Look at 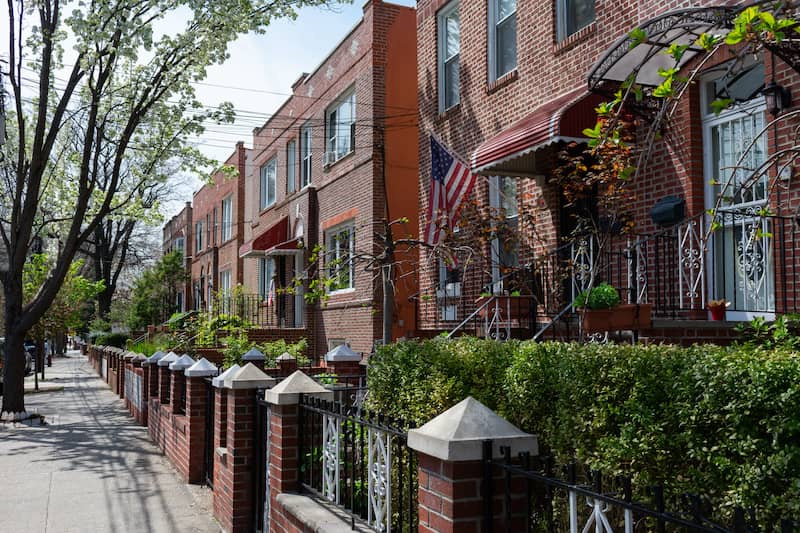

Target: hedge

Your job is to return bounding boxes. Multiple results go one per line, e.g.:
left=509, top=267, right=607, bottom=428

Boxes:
left=366, top=338, right=800, bottom=523
left=94, top=332, right=130, bottom=348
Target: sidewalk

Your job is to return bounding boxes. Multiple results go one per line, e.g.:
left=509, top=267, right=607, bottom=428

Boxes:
left=0, top=352, right=220, bottom=532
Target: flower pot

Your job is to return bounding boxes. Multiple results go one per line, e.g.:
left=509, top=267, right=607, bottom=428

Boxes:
left=708, top=307, right=726, bottom=321
left=581, top=303, right=652, bottom=334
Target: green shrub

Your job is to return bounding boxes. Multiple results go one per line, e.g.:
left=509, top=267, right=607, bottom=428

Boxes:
left=94, top=332, right=130, bottom=348
left=367, top=339, right=800, bottom=523
left=221, top=335, right=309, bottom=368
left=573, top=282, right=621, bottom=309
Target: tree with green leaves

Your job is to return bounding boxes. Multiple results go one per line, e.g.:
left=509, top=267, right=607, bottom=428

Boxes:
left=0, top=0, right=329, bottom=417
left=127, top=250, right=188, bottom=331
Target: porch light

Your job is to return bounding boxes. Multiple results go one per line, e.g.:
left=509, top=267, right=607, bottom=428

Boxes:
left=762, top=81, right=791, bottom=116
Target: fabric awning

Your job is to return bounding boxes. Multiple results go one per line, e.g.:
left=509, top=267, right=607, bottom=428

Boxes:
left=239, top=217, right=289, bottom=258
left=470, top=88, right=605, bottom=175
left=263, top=237, right=303, bottom=256
left=587, top=6, right=738, bottom=90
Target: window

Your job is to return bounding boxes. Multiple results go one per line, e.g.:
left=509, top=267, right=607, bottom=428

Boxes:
left=300, top=124, right=312, bottom=187
left=219, top=270, right=232, bottom=294
left=326, top=90, right=356, bottom=163
left=490, top=176, right=519, bottom=289
left=206, top=214, right=210, bottom=248
left=221, top=195, right=233, bottom=241
left=287, top=140, right=297, bottom=194
left=212, top=208, right=218, bottom=245
left=556, top=0, right=595, bottom=41
left=488, top=0, right=517, bottom=80
left=174, top=237, right=185, bottom=254
left=437, top=2, right=460, bottom=111
left=195, top=221, right=203, bottom=252
left=260, top=158, right=277, bottom=210
left=325, top=222, right=355, bottom=291
left=258, top=257, right=276, bottom=300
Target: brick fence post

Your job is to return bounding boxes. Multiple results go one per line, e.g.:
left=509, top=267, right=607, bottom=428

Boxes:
left=157, top=352, right=179, bottom=405
left=242, top=347, right=267, bottom=371
left=184, top=358, right=219, bottom=483
left=121, top=352, right=135, bottom=402
left=322, top=343, right=363, bottom=377
left=275, top=352, right=297, bottom=378
left=212, top=363, right=275, bottom=533
left=408, top=397, right=538, bottom=533
left=262, top=370, right=333, bottom=529
left=169, top=354, right=195, bottom=416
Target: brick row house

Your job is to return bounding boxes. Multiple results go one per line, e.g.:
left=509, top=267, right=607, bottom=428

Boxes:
left=415, top=0, right=800, bottom=341
left=237, top=0, right=419, bottom=355
left=191, top=141, right=250, bottom=312
left=162, top=202, right=193, bottom=312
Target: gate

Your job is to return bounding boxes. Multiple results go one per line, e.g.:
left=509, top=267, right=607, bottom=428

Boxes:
left=254, top=395, right=270, bottom=533
left=203, top=378, right=215, bottom=488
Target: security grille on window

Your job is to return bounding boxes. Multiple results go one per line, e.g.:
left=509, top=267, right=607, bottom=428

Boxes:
left=437, top=2, right=460, bottom=111
left=325, top=223, right=355, bottom=291
left=195, top=221, right=203, bottom=252
left=325, top=91, right=356, bottom=164
left=221, top=195, right=233, bottom=241
left=556, top=0, right=595, bottom=41
left=489, top=0, right=517, bottom=80
left=287, top=139, right=297, bottom=193
left=300, top=124, right=312, bottom=187
left=260, top=158, right=277, bottom=210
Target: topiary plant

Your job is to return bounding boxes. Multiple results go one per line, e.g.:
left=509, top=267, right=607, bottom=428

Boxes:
left=574, top=282, right=621, bottom=310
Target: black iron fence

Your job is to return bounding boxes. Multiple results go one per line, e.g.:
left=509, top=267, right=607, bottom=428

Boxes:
left=212, top=292, right=299, bottom=328
left=298, top=395, right=418, bottom=532
left=484, top=441, right=797, bottom=532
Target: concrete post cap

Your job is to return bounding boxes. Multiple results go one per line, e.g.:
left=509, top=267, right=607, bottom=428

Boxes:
left=143, top=350, right=166, bottom=366
left=225, top=362, right=276, bottom=389
left=212, top=364, right=241, bottom=388
left=408, top=397, right=538, bottom=462
left=185, top=358, right=219, bottom=378
left=324, top=344, right=361, bottom=362
left=242, top=347, right=266, bottom=361
left=157, top=351, right=179, bottom=367
left=122, top=352, right=136, bottom=360
left=264, top=370, right=333, bottom=405
left=169, top=354, right=196, bottom=371
left=276, top=352, right=296, bottom=361
left=131, top=353, right=147, bottom=363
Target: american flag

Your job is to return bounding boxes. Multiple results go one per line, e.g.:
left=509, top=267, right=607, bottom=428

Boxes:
left=424, top=136, right=478, bottom=245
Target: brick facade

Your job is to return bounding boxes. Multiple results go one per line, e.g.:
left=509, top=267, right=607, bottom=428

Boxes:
left=162, top=202, right=193, bottom=311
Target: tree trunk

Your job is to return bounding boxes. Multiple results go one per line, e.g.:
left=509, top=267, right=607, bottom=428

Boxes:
left=2, top=294, right=27, bottom=415
left=96, top=284, right=114, bottom=319
left=382, top=264, right=394, bottom=345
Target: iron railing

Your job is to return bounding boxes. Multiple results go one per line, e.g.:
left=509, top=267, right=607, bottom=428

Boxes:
left=298, top=395, right=418, bottom=532
left=483, top=441, right=796, bottom=532
left=212, top=292, right=300, bottom=328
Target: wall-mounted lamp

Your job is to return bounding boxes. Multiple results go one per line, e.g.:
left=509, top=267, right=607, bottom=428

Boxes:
left=762, top=81, right=791, bottom=116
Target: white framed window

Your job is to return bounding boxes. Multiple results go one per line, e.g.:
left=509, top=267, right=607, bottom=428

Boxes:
left=325, top=221, right=355, bottom=292
left=300, top=124, right=313, bottom=187
left=325, top=90, right=356, bottom=164
left=195, top=221, right=203, bottom=252
left=437, top=2, right=460, bottom=112
left=556, top=0, right=595, bottom=41
left=287, top=139, right=297, bottom=194
left=258, top=257, right=276, bottom=300
left=260, top=157, right=277, bottom=210
left=174, top=237, right=185, bottom=254
left=489, top=176, right=519, bottom=291
left=488, top=0, right=517, bottom=81
left=221, top=195, right=233, bottom=241
left=219, top=270, right=232, bottom=294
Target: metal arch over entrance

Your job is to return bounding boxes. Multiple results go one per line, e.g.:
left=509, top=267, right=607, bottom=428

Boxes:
left=587, top=5, right=741, bottom=91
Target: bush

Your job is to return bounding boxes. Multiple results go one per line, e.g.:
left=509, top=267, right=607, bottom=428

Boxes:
left=366, top=339, right=800, bottom=523
left=222, top=335, right=309, bottom=368
left=94, top=332, right=130, bottom=348
left=573, top=281, right=621, bottom=309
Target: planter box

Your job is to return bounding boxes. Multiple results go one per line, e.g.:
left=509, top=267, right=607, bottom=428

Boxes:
left=581, top=303, right=653, bottom=334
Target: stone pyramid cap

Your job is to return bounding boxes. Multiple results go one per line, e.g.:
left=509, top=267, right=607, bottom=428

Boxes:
left=276, top=352, right=295, bottom=361
left=264, top=370, right=333, bottom=405
left=132, top=353, right=147, bottom=363
left=225, top=362, right=276, bottom=389
left=408, top=397, right=538, bottom=461
left=324, top=343, right=361, bottom=362
left=143, top=350, right=166, bottom=366
left=122, top=351, right=136, bottom=360
left=157, top=351, right=179, bottom=367
left=185, top=358, right=219, bottom=378
left=242, top=347, right=266, bottom=361
left=212, top=364, right=240, bottom=388
left=169, top=354, right=195, bottom=371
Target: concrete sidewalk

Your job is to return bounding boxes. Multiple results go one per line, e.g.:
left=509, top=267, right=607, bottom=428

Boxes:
left=0, top=352, right=220, bottom=532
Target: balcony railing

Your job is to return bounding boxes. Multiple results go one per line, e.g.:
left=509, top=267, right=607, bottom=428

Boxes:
left=211, top=292, right=301, bottom=328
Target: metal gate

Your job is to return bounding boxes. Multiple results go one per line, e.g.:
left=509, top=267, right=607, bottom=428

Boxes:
left=203, top=378, right=215, bottom=488
left=254, top=395, right=270, bottom=533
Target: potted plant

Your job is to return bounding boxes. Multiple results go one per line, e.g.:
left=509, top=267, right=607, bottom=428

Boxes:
left=575, top=282, right=652, bottom=333
left=707, top=299, right=729, bottom=321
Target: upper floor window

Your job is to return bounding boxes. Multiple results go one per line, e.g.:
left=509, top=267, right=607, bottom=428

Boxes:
left=260, top=157, right=277, bottom=210
left=556, top=0, right=595, bottom=41
left=488, top=0, right=517, bottom=80
left=195, top=221, right=203, bottom=252
left=206, top=214, right=211, bottom=248
left=174, top=237, right=185, bottom=254
left=219, top=270, right=232, bottom=295
left=287, top=139, right=297, bottom=194
left=212, top=207, right=218, bottom=245
left=437, top=2, right=460, bottom=112
left=221, top=195, right=233, bottom=241
left=325, top=221, right=355, bottom=292
left=300, top=124, right=313, bottom=188
left=325, top=90, right=356, bottom=164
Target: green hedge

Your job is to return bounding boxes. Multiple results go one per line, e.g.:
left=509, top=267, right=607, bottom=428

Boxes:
left=366, top=338, right=800, bottom=522
left=94, top=332, right=130, bottom=348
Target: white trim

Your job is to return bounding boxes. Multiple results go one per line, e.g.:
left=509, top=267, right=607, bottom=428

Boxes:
left=487, top=0, right=517, bottom=82
left=472, top=135, right=586, bottom=174
left=437, top=1, right=460, bottom=112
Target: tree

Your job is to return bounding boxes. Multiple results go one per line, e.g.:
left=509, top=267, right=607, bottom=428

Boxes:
left=127, top=250, right=188, bottom=330
left=0, top=0, right=328, bottom=417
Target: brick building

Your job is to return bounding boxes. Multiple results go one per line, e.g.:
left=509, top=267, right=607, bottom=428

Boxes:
left=191, top=142, right=250, bottom=311
left=238, top=0, right=419, bottom=355
left=416, top=0, right=800, bottom=340
left=162, top=202, right=193, bottom=312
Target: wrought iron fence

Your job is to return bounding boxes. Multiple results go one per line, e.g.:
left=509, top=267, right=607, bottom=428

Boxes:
left=212, top=292, right=299, bottom=328
left=310, top=374, right=369, bottom=408
left=298, top=395, right=418, bottom=532
left=484, top=441, right=796, bottom=533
